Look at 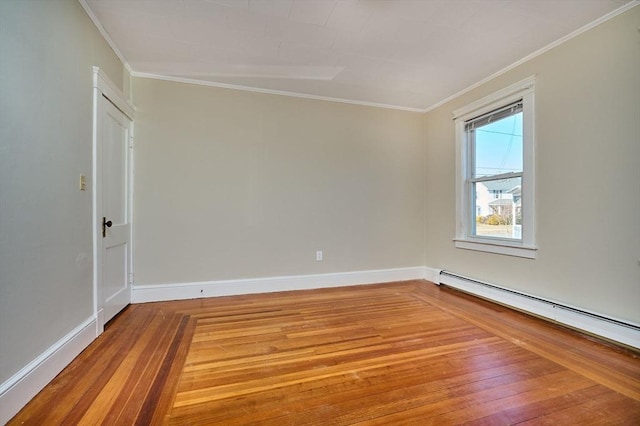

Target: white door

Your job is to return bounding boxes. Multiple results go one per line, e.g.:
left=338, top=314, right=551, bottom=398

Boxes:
left=93, top=67, right=134, bottom=334
left=99, top=96, right=132, bottom=324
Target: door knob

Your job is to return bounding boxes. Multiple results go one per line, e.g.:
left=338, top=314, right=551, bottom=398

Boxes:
left=102, top=217, right=113, bottom=237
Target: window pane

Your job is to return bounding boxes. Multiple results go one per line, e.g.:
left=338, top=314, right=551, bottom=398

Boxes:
left=473, top=177, right=522, bottom=239
left=473, top=112, right=523, bottom=177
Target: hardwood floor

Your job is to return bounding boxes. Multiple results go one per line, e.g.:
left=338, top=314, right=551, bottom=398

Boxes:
left=9, top=280, right=640, bottom=425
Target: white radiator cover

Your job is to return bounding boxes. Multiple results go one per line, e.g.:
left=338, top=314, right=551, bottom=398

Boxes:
left=431, top=268, right=640, bottom=350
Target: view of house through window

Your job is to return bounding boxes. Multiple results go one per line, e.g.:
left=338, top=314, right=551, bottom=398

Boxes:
left=468, top=102, right=523, bottom=240
left=454, top=76, right=535, bottom=258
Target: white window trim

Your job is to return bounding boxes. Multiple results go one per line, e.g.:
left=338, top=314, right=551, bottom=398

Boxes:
left=453, top=76, right=537, bottom=259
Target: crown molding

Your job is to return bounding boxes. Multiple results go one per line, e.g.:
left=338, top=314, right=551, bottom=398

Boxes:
left=78, top=0, right=132, bottom=74
left=130, top=72, right=426, bottom=113
left=424, top=1, right=640, bottom=113
left=80, top=0, right=638, bottom=113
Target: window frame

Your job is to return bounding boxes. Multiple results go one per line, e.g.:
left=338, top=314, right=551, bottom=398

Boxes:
left=453, top=76, right=537, bottom=259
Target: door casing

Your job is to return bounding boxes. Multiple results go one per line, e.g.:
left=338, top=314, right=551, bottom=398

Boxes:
left=92, top=67, right=135, bottom=335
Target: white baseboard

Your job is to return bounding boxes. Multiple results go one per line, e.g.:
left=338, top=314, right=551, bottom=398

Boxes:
left=5, top=264, right=636, bottom=424
left=0, top=316, right=97, bottom=424
left=437, top=269, right=640, bottom=350
left=132, top=266, right=427, bottom=303
left=424, top=267, right=442, bottom=284
left=0, top=267, right=424, bottom=421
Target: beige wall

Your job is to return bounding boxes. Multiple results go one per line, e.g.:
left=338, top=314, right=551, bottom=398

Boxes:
left=1, top=0, right=637, bottom=396
left=133, top=78, right=426, bottom=285
left=0, top=0, right=125, bottom=383
left=424, top=7, right=640, bottom=323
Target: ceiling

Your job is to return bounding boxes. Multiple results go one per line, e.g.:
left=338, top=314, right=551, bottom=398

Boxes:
left=83, top=0, right=634, bottom=111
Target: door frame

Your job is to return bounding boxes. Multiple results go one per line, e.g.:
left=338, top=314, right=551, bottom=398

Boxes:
left=92, top=66, right=135, bottom=335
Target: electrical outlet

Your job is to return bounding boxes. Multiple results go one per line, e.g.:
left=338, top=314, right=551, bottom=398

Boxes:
left=316, top=250, right=323, bottom=261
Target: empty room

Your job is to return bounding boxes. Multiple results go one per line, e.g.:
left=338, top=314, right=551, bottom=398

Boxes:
left=1, top=0, right=639, bottom=424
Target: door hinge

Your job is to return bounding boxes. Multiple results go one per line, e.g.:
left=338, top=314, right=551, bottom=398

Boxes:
left=128, top=273, right=134, bottom=285
left=129, top=136, right=134, bottom=149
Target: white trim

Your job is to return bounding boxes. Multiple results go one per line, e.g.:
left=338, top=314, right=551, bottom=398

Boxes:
left=424, top=267, right=443, bottom=284
left=128, top=129, right=135, bottom=302
left=0, top=317, right=97, bottom=424
left=92, top=67, right=135, bottom=334
left=79, top=0, right=636, bottom=114
left=454, top=77, right=536, bottom=257
left=80, top=0, right=636, bottom=113
left=131, top=267, right=427, bottom=303
left=79, top=0, right=133, bottom=75
left=93, top=67, right=135, bottom=120
left=425, top=1, right=639, bottom=113
left=437, top=270, right=640, bottom=350
left=131, top=72, right=425, bottom=113
left=91, top=72, right=102, bottom=334
left=452, top=76, right=536, bottom=120
left=454, top=239, right=537, bottom=259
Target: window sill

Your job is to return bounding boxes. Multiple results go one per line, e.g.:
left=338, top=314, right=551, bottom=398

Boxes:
left=454, top=238, right=537, bottom=259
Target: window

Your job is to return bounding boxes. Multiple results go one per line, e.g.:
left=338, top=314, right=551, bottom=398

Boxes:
left=453, top=77, right=536, bottom=258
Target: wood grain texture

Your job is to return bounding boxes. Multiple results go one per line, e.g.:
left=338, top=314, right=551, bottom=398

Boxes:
left=9, top=281, right=640, bottom=425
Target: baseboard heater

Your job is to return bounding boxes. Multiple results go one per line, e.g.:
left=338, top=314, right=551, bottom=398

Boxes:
left=438, top=270, right=640, bottom=350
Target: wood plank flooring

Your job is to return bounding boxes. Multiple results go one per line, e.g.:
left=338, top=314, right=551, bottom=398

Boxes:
left=9, top=280, right=640, bottom=425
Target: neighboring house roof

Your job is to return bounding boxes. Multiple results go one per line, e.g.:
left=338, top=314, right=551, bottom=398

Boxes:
left=489, top=198, right=514, bottom=206
left=482, top=178, right=520, bottom=192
